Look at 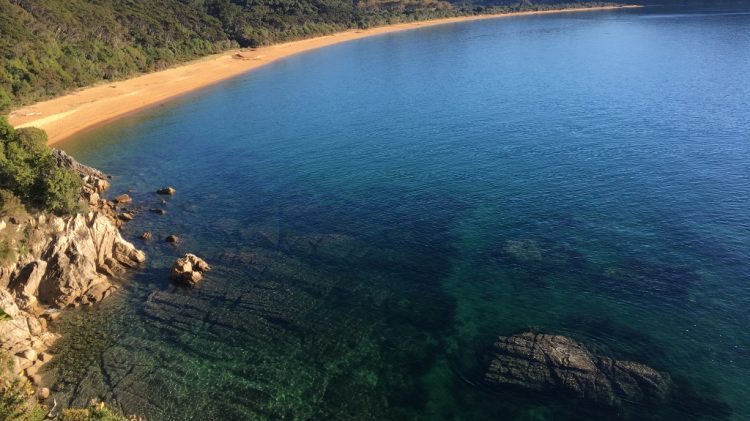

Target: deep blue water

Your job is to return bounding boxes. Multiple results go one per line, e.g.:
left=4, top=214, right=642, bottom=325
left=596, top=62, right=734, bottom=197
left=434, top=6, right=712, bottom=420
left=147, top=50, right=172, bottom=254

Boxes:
left=50, top=6, right=750, bottom=420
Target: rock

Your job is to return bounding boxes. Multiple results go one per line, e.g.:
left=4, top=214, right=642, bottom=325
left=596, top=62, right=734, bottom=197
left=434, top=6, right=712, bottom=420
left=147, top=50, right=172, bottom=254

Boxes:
left=87, top=192, right=100, bottom=206
left=156, top=187, right=176, bottom=195
left=150, top=208, right=166, bottom=215
left=118, top=212, right=135, bottom=221
left=19, top=349, right=37, bottom=362
left=170, top=254, right=210, bottom=286
left=186, top=254, right=211, bottom=272
left=30, top=374, right=42, bottom=385
left=39, top=332, right=59, bottom=348
left=0, top=220, right=5, bottom=231
left=140, top=232, right=153, bottom=240
left=16, top=357, right=33, bottom=371
left=51, top=149, right=110, bottom=194
left=39, top=352, right=53, bottom=363
left=165, top=235, right=180, bottom=244
left=47, top=216, right=64, bottom=233
left=39, top=387, right=50, bottom=400
left=26, top=360, right=42, bottom=377
left=114, top=194, right=132, bottom=204
left=10, top=260, right=47, bottom=309
left=84, top=282, right=116, bottom=303
left=187, top=271, right=202, bottom=284
left=36, top=212, right=145, bottom=308
left=484, top=331, right=670, bottom=406
left=41, top=309, right=61, bottom=321
left=27, top=317, right=43, bottom=336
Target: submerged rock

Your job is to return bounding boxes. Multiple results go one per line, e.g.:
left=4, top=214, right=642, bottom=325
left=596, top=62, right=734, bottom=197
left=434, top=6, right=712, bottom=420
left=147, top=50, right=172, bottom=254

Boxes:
left=157, top=187, right=176, bottom=195
left=165, top=235, right=180, bottom=244
left=114, top=194, right=132, bottom=204
left=170, top=254, right=211, bottom=286
left=501, top=239, right=543, bottom=263
left=485, top=331, right=669, bottom=406
left=140, top=232, right=153, bottom=241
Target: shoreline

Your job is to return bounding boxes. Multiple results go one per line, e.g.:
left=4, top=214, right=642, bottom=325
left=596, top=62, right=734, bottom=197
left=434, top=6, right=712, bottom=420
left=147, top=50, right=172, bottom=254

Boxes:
left=8, top=5, right=639, bottom=145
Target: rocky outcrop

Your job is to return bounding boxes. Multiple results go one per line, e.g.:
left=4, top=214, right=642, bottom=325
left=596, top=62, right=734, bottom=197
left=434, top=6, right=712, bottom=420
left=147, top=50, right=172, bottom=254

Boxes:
left=0, top=288, right=59, bottom=386
left=485, top=331, right=670, bottom=406
left=1, top=151, right=146, bottom=386
left=36, top=212, right=146, bottom=307
left=170, top=254, right=211, bottom=286
left=52, top=148, right=109, bottom=200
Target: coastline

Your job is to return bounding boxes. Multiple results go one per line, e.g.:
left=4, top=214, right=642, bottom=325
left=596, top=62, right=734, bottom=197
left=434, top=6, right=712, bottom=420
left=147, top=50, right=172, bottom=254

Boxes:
left=8, top=5, right=639, bottom=145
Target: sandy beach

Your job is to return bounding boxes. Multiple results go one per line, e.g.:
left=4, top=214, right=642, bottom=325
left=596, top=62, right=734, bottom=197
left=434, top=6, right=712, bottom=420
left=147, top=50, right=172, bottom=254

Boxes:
left=8, top=5, right=638, bottom=144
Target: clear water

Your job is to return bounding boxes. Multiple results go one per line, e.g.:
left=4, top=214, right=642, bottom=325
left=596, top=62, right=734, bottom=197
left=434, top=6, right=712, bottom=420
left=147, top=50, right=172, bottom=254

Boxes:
left=51, top=6, right=750, bottom=420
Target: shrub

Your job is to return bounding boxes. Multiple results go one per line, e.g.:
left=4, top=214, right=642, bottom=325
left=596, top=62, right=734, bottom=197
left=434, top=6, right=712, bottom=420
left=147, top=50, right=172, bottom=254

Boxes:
left=0, top=352, right=35, bottom=421
left=0, top=189, right=27, bottom=219
left=0, top=118, right=82, bottom=215
left=0, top=89, right=10, bottom=115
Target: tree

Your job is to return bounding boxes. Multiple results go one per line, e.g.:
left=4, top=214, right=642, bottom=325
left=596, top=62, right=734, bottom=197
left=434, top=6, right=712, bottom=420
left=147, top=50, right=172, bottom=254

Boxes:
left=0, top=89, right=10, bottom=114
left=0, top=118, right=82, bottom=215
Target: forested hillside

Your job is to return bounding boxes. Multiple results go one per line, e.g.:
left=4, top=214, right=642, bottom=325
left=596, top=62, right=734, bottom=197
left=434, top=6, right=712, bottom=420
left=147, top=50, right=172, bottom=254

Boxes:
left=0, top=0, right=617, bottom=112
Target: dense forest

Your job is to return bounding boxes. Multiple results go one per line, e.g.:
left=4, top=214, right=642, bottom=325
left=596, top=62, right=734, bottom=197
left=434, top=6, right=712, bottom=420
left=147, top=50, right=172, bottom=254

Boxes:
left=0, top=0, right=623, bottom=112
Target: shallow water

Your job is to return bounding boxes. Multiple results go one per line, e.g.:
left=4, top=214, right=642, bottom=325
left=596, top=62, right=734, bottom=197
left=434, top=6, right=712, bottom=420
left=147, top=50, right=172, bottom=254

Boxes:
left=53, top=6, right=750, bottom=420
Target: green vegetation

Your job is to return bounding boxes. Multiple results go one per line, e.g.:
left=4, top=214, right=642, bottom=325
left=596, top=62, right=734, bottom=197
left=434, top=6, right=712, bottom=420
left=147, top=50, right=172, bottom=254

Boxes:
left=60, top=402, right=127, bottom=421
left=0, top=0, right=619, bottom=109
left=0, top=352, right=44, bottom=421
left=0, top=118, right=82, bottom=215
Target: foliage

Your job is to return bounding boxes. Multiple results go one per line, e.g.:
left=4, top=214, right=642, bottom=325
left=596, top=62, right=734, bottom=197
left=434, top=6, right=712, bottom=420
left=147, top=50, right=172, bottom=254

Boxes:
left=60, top=401, right=127, bottom=421
left=0, top=118, right=82, bottom=215
left=0, top=88, right=9, bottom=115
left=0, top=352, right=35, bottom=421
left=0, top=378, right=28, bottom=421
left=0, top=0, right=233, bottom=107
left=0, top=1, right=619, bottom=107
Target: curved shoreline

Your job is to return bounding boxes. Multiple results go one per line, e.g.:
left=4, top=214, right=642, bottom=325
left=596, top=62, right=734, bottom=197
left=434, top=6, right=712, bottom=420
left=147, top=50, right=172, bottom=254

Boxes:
left=8, top=5, right=639, bottom=145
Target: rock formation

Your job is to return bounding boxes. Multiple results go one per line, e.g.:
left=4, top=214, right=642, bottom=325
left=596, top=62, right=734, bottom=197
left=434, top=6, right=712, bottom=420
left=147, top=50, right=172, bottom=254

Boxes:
left=170, top=254, right=211, bottom=286
left=52, top=149, right=110, bottom=195
left=485, top=331, right=670, bottom=406
left=0, top=150, right=146, bottom=386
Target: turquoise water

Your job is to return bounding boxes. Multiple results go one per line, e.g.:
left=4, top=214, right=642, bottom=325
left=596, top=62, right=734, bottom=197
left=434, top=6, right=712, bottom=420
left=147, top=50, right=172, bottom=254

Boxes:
left=52, top=6, right=750, bottom=420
